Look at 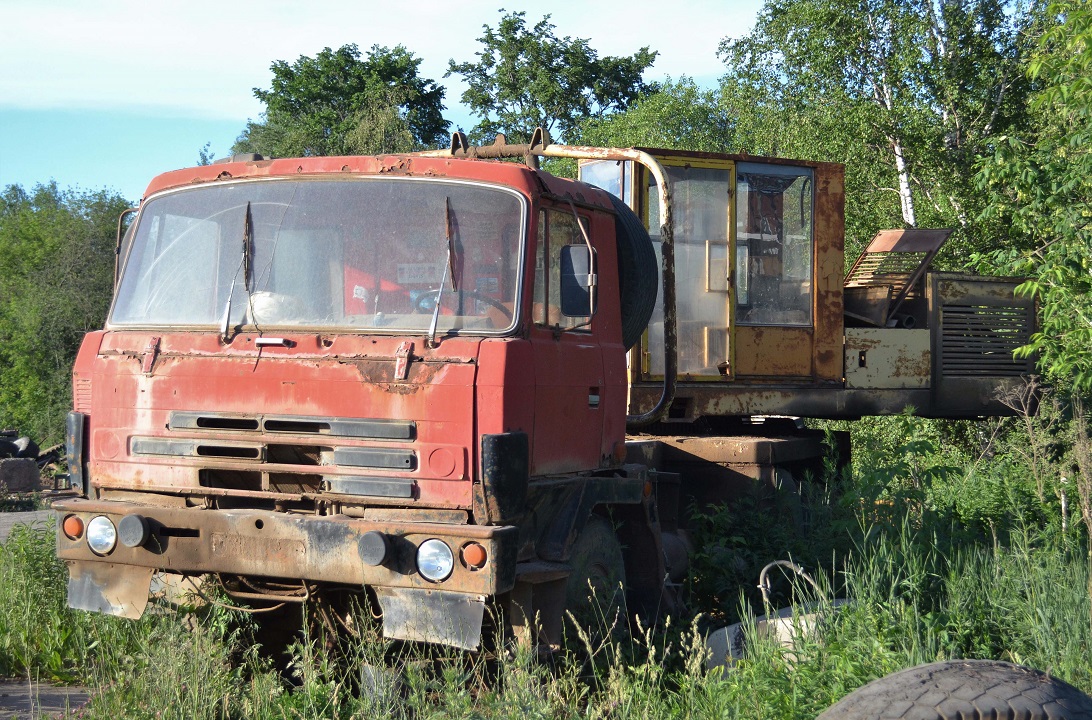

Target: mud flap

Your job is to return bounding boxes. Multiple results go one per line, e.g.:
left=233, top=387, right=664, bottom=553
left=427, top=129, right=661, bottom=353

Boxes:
left=66, top=561, right=154, bottom=619
left=375, top=587, right=485, bottom=651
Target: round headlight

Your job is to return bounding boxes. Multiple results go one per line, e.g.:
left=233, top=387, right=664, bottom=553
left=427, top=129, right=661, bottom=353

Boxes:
left=86, top=516, right=118, bottom=555
left=416, top=539, right=454, bottom=582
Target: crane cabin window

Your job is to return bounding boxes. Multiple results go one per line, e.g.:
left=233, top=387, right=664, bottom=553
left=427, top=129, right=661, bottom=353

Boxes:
left=734, top=163, right=814, bottom=327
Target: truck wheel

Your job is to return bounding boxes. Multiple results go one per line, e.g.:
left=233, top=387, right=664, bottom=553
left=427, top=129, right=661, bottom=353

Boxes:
left=608, top=193, right=658, bottom=350
left=565, top=516, right=626, bottom=629
left=816, top=660, right=1092, bottom=720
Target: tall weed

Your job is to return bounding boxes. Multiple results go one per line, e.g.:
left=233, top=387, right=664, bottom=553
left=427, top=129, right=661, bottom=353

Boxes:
left=0, top=522, right=148, bottom=682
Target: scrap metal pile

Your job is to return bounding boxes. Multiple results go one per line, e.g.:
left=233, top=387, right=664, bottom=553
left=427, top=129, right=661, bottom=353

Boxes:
left=0, top=430, right=58, bottom=493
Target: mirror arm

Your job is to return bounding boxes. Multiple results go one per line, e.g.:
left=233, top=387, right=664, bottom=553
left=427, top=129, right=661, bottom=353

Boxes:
left=114, top=207, right=139, bottom=288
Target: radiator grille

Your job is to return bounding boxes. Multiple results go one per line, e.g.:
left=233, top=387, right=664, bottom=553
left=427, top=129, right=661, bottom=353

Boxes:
left=940, top=304, right=1032, bottom=376
left=845, top=251, right=930, bottom=288
left=73, top=377, right=92, bottom=413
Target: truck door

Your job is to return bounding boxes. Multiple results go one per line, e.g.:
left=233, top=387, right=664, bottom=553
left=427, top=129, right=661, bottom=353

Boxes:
left=731, top=163, right=816, bottom=379
left=645, top=159, right=736, bottom=380
left=580, top=157, right=737, bottom=381
left=529, top=207, right=605, bottom=475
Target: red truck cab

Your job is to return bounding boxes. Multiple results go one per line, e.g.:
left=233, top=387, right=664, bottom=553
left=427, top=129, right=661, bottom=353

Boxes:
left=56, top=153, right=647, bottom=650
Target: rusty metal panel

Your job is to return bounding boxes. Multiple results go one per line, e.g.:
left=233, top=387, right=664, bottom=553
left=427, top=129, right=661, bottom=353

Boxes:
left=844, top=228, right=952, bottom=326
left=732, top=326, right=814, bottom=378
left=845, top=329, right=931, bottom=390
left=930, top=272, right=1035, bottom=416
left=142, top=155, right=547, bottom=205
left=812, top=163, right=845, bottom=382
left=376, top=587, right=486, bottom=650
left=86, top=331, right=480, bottom=510
left=645, top=435, right=828, bottom=466
left=66, top=561, right=153, bottom=619
left=931, top=273, right=1036, bottom=380
left=627, top=382, right=1023, bottom=420
left=632, top=435, right=829, bottom=512
left=56, top=501, right=518, bottom=596
left=863, top=228, right=952, bottom=254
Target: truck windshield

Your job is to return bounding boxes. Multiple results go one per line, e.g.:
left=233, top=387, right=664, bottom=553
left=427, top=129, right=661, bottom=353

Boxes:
left=110, top=178, right=526, bottom=334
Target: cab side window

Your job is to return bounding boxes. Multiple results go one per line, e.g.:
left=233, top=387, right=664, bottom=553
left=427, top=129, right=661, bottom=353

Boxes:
left=533, top=209, right=590, bottom=330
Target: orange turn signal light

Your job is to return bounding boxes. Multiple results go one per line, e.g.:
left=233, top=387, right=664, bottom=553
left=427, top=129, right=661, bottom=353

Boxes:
left=461, top=542, right=487, bottom=569
left=62, top=515, right=84, bottom=540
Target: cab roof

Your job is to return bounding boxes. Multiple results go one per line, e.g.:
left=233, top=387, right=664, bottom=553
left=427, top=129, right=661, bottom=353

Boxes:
left=142, top=154, right=616, bottom=211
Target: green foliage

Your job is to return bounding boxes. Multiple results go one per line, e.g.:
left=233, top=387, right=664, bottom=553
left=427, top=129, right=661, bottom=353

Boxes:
left=196, top=142, right=215, bottom=166
left=235, top=44, right=449, bottom=158
left=977, top=0, right=1092, bottom=390
left=0, top=521, right=146, bottom=682
left=447, top=11, right=657, bottom=144
left=716, top=0, right=1030, bottom=263
left=578, top=78, right=734, bottom=152
left=6, top=425, right=1092, bottom=719
left=0, top=183, right=129, bottom=444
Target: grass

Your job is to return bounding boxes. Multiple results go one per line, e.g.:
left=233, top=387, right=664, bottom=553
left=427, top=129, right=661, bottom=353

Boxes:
left=1, top=416, right=1090, bottom=718
left=0, top=491, right=44, bottom=512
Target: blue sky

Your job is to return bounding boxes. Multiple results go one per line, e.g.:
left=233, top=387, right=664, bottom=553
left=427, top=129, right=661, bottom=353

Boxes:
left=0, top=0, right=762, bottom=203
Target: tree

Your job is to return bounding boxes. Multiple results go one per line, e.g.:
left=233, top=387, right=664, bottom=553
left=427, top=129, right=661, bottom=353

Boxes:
left=447, top=11, right=658, bottom=144
left=234, top=44, right=449, bottom=157
left=719, top=0, right=1031, bottom=262
left=973, top=2, right=1092, bottom=559
left=0, top=183, right=130, bottom=443
left=579, top=78, right=734, bottom=152
left=977, top=1, right=1092, bottom=391
left=197, top=142, right=215, bottom=166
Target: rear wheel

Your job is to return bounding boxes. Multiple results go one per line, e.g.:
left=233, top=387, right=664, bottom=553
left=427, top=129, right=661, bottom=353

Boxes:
left=565, top=516, right=626, bottom=631
left=817, top=660, right=1092, bottom=720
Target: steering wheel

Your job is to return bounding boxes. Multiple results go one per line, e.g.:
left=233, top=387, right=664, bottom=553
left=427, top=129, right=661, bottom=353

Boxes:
left=413, top=290, right=513, bottom=320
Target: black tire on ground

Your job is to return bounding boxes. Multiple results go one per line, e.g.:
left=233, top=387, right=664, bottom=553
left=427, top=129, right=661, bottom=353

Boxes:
left=0, top=439, right=18, bottom=459
left=607, top=192, right=658, bottom=350
left=817, top=659, right=1092, bottom=720
left=565, top=515, right=626, bottom=628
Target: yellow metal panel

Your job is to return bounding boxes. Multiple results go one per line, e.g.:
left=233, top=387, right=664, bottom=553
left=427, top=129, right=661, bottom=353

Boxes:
left=845, top=328, right=931, bottom=389
left=733, top=326, right=814, bottom=378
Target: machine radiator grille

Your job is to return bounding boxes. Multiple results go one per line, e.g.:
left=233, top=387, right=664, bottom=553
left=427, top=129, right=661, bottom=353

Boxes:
left=73, top=377, right=93, bottom=413
left=940, top=304, right=1032, bottom=376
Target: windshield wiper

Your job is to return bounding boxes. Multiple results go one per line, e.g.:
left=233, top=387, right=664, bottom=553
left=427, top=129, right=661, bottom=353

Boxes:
left=427, top=197, right=458, bottom=348
left=220, top=201, right=253, bottom=343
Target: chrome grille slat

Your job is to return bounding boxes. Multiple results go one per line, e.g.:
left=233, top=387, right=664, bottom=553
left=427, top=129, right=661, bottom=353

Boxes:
left=168, top=411, right=415, bottom=441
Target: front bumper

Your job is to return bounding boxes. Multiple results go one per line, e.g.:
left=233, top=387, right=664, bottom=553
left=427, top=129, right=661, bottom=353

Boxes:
left=55, top=499, right=518, bottom=597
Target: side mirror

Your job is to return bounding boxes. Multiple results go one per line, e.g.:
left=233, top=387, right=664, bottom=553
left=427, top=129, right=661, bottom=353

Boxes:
left=559, top=244, right=596, bottom=317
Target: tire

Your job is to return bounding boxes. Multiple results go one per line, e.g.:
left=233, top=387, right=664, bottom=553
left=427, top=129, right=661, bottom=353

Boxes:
left=14, top=437, right=39, bottom=460
left=607, top=192, right=658, bottom=350
left=817, top=660, right=1092, bottom=720
left=0, top=439, right=17, bottom=459
left=565, top=516, right=626, bottom=628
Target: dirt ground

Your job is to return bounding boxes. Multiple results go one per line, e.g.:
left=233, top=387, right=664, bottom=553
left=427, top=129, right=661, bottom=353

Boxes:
left=0, top=679, right=89, bottom=719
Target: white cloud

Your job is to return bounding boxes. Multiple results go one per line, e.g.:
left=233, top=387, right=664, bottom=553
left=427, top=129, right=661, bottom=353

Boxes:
left=1, top=0, right=760, bottom=121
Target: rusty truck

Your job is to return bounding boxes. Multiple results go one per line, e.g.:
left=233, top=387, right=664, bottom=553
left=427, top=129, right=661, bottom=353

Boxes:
left=55, top=132, right=1034, bottom=650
